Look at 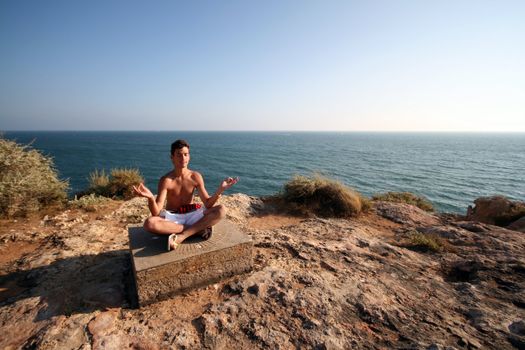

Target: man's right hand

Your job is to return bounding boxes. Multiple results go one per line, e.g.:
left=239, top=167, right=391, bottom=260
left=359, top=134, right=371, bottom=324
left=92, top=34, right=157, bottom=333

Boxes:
left=133, top=183, right=154, bottom=199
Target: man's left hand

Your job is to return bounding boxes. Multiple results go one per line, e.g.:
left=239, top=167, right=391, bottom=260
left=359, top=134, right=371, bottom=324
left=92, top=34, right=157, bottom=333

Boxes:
left=220, top=177, right=239, bottom=191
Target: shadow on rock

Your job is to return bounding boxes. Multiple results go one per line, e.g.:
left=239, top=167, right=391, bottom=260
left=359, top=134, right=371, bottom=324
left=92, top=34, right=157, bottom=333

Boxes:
left=133, top=233, right=208, bottom=258
left=444, top=260, right=482, bottom=283
left=0, top=249, right=137, bottom=321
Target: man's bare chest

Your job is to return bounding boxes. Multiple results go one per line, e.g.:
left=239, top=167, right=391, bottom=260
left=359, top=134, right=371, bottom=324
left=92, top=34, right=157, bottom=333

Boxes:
left=165, top=178, right=196, bottom=197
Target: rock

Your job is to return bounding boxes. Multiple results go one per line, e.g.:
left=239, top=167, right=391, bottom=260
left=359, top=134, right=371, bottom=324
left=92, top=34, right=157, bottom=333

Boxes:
left=508, top=335, right=525, bottom=350
left=129, top=337, right=160, bottom=350
left=508, top=216, right=525, bottom=232
left=509, top=320, right=525, bottom=336
left=91, top=334, right=128, bottom=350
left=87, top=311, right=134, bottom=350
left=427, top=344, right=444, bottom=350
left=466, top=196, right=525, bottom=226
left=445, top=260, right=481, bottom=283
left=111, top=197, right=149, bottom=224
left=465, top=308, right=487, bottom=331
left=82, top=284, right=124, bottom=309
left=221, top=193, right=265, bottom=225
left=375, top=201, right=440, bottom=226
left=32, top=314, right=91, bottom=349
left=453, top=221, right=490, bottom=233
left=88, top=310, right=118, bottom=336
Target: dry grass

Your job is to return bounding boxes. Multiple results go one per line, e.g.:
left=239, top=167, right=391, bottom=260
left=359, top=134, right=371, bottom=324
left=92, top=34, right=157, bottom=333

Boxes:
left=396, top=230, right=455, bottom=254
left=373, top=192, right=434, bottom=212
left=88, top=169, right=110, bottom=194
left=0, top=137, right=68, bottom=218
left=281, top=174, right=370, bottom=218
left=68, top=193, right=111, bottom=212
left=83, top=168, right=143, bottom=200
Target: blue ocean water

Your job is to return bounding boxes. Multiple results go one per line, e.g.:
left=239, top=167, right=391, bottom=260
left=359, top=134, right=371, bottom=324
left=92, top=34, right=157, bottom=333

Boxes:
left=3, top=131, right=524, bottom=213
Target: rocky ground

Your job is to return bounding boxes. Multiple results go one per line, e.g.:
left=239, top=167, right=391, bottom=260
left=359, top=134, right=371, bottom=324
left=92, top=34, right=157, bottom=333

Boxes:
left=0, top=194, right=524, bottom=349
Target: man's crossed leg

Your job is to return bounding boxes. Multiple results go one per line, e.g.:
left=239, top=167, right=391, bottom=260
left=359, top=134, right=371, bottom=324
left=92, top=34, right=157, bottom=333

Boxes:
left=143, top=204, right=226, bottom=250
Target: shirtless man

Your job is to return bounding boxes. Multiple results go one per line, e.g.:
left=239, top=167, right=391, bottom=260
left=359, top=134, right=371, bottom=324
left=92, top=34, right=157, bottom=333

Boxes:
left=133, top=139, right=238, bottom=251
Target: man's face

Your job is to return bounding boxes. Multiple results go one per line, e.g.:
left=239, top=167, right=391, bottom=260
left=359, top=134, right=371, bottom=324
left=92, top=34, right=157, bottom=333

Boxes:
left=171, top=146, right=190, bottom=169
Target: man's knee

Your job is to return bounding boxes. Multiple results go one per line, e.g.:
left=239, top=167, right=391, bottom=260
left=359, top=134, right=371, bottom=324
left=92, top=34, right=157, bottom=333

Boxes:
left=215, top=204, right=227, bottom=219
left=143, top=217, right=158, bottom=232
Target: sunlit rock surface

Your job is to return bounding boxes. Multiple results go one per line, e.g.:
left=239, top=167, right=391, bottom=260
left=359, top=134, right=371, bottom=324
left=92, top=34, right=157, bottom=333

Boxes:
left=0, top=194, right=524, bottom=349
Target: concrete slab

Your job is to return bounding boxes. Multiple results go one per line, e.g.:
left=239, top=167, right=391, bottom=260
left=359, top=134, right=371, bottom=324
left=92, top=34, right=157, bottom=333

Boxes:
left=128, top=219, right=253, bottom=306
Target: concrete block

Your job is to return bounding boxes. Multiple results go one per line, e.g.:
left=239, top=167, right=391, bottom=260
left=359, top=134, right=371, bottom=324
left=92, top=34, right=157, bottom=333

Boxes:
left=128, top=219, right=253, bottom=306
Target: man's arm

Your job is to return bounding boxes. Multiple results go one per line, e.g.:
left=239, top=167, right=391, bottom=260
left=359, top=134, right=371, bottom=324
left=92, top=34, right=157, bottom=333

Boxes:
left=195, top=173, right=238, bottom=209
left=132, top=180, right=167, bottom=216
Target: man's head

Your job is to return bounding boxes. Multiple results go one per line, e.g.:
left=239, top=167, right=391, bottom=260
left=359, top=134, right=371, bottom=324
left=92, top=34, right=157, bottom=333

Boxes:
left=170, top=139, right=190, bottom=169
left=171, top=139, right=190, bottom=156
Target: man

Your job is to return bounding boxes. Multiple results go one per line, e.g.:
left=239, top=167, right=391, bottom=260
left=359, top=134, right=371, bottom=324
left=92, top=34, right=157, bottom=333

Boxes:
left=133, top=139, right=238, bottom=251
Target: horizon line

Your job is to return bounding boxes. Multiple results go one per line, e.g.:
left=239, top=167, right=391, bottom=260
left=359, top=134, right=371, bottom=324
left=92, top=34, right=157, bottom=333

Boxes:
left=2, top=129, right=525, bottom=133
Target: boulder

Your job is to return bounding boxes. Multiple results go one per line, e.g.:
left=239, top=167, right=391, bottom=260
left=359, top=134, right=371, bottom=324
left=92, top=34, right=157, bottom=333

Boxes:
left=507, top=216, right=525, bottom=233
left=466, top=196, right=525, bottom=226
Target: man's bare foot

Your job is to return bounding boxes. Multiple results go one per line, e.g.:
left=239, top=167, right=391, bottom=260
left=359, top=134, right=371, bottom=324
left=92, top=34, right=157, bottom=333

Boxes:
left=168, top=234, right=181, bottom=251
left=199, top=227, right=213, bottom=240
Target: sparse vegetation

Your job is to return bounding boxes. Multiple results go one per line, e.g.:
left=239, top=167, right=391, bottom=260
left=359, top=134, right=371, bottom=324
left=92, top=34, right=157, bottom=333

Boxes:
left=405, top=231, right=443, bottom=253
left=0, top=137, right=68, bottom=218
left=373, top=192, right=434, bottom=212
left=281, top=174, right=370, bottom=218
left=69, top=193, right=111, bottom=212
left=83, top=168, right=143, bottom=200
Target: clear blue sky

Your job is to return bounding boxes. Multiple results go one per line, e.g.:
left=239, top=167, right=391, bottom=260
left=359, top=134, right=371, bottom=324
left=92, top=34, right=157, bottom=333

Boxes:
left=1, top=0, right=524, bottom=131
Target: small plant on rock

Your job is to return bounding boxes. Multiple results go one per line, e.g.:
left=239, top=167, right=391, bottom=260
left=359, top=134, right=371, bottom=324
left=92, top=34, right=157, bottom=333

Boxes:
left=406, top=231, right=443, bottom=253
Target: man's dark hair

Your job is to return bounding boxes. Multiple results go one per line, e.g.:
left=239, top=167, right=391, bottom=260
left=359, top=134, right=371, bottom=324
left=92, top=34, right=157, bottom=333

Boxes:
left=171, top=139, right=190, bottom=155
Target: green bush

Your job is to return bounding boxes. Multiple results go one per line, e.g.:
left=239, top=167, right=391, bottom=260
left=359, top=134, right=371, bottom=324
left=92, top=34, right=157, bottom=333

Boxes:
left=0, top=137, right=68, bottom=217
left=372, top=192, right=434, bottom=212
left=84, top=168, right=143, bottom=200
left=281, top=174, right=370, bottom=218
left=406, top=231, right=443, bottom=253
left=69, top=193, right=111, bottom=212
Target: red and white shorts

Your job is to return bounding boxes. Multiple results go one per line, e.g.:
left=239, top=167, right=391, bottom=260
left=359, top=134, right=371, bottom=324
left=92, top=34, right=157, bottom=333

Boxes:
left=160, top=206, right=205, bottom=226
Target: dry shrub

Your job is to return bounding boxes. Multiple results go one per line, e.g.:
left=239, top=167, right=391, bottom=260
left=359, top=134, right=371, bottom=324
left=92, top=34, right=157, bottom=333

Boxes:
left=108, top=168, right=143, bottom=199
left=84, top=168, right=143, bottom=200
left=373, top=192, right=434, bottom=212
left=0, top=137, right=68, bottom=217
left=88, top=169, right=110, bottom=195
left=281, top=174, right=369, bottom=218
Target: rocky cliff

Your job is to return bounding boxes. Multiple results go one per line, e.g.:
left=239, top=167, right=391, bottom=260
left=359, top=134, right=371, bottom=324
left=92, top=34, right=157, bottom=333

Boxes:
left=0, top=194, right=524, bottom=349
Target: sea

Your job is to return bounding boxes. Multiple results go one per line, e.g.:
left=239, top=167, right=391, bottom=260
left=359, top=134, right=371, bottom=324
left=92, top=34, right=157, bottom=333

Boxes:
left=3, top=131, right=524, bottom=214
